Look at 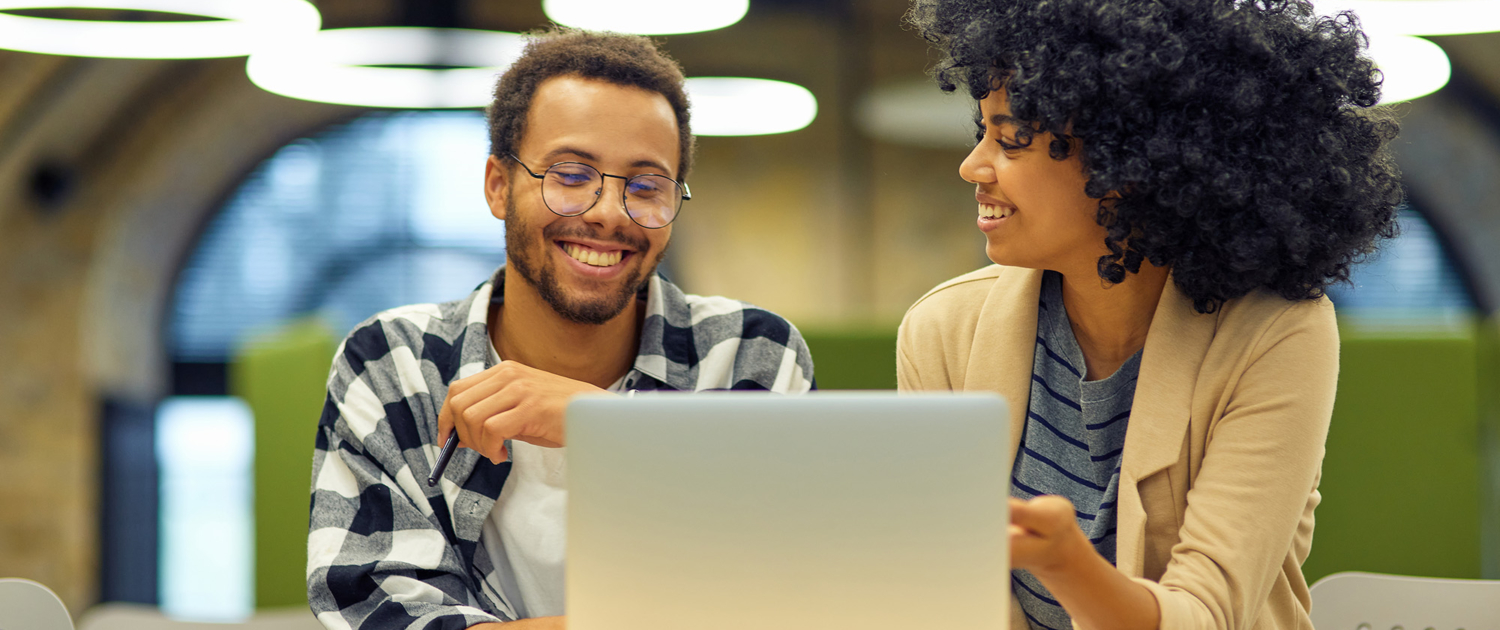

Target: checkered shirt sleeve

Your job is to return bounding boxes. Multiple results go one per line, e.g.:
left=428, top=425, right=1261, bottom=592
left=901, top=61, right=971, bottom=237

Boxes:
left=307, top=270, right=814, bottom=629
left=308, top=297, right=512, bottom=630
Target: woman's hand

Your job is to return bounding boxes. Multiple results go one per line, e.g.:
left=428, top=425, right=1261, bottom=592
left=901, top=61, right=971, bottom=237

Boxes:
left=1009, top=495, right=1160, bottom=630
left=1009, top=495, right=1092, bottom=578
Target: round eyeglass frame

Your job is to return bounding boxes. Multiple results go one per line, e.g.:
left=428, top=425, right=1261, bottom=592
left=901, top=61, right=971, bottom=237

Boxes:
left=508, top=153, right=690, bottom=229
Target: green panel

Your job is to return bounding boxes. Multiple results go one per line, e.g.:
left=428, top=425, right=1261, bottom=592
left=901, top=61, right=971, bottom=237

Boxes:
left=1479, top=319, right=1500, bottom=579
left=1304, top=325, right=1483, bottom=583
left=801, top=322, right=1490, bottom=581
left=801, top=330, right=899, bottom=390
left=230, top=317, right=339, bottom=609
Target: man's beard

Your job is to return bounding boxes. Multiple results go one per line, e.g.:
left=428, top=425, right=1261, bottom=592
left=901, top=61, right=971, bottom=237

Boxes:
left=504, top=192, right=664, bottom=325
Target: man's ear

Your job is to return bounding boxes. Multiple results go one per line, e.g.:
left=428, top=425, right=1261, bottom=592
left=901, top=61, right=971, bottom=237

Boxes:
left=484, top=154, right=509, bottom=221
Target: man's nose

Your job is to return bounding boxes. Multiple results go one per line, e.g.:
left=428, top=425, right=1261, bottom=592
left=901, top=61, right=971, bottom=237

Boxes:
left=588, top=177, right=634, bottom=225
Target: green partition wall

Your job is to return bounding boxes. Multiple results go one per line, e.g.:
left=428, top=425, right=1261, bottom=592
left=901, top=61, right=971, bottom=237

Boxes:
left=803, top=323, right=1493, bottom=582
left=1480, top=318, right=1500, bottom=580
left=231, top=318, right=339, bottom=609
left=227, top=319, right=1495, bottom=603
left=801, top=328, right=900, bottom=390
left=1302, top=322, right=1485, bottom=582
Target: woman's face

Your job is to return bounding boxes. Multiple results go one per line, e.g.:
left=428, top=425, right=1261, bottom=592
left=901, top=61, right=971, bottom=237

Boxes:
left=961, top=89, right=1111, bottom=274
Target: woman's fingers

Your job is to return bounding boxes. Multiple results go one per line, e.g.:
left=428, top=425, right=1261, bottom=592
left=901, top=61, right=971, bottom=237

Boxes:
left=1010, top=524, right=1052, bottom=563
left=1009, top=495, right=1092, bottom=576
left=1011, top=495, right=1077, bottom=536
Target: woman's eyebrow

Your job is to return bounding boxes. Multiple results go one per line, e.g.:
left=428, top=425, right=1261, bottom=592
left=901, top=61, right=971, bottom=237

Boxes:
left=989, top=113, right=1029, bottom=128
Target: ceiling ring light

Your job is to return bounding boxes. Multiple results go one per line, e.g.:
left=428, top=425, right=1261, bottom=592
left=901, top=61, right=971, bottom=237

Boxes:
left=247, top=27, right=527, bottom=109
left=686, top=77, right=818, bottom=136
left=1316, top=0, right=1500, bottom=37
left=0, top=0, right=320, bottom=59
left=1365, top=33, right=1452, bottom=105
left=543, top=0, right=749, bottom=36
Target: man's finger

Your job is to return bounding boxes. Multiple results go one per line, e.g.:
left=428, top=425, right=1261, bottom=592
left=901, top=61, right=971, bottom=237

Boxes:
left=478, top=405, right=541, bottom=464
left=437, top=396, right=456, bottom=445
left=489, top=404, right=563, bottom=449
left=447, top=359, right=525, bottom=409
left=469, top=390, right=527, bottom=463
left=450, top=370, right=513, bottom=415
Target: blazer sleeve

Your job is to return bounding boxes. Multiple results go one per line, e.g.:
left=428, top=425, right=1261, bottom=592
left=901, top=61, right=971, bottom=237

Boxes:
left=897, top=305, right=960, bottom=391
left=307, top=329, right=509, bottom=630
left=896, top=320, right=929, bottom=391
left=897, top=273, right=996, bottom=392
left=1135, top=298, right=1338, bottom=630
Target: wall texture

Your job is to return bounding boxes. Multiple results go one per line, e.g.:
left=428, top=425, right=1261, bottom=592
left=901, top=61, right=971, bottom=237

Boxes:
left=0, top=52, right=347, bottom=613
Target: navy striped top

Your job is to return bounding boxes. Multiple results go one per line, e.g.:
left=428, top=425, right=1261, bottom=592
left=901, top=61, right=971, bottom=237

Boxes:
left=1010, top=271, right=1141, bottom=630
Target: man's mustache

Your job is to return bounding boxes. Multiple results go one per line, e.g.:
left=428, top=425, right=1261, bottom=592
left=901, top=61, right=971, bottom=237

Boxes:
left=542, top=223, right=651, bottom=253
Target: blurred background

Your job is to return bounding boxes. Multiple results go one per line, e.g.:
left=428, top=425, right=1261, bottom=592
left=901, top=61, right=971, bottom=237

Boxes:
left=0, top=0, right=1496, bottom=622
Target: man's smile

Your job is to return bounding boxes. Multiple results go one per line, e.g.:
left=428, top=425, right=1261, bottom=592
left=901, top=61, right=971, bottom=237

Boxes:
left=558, top=240, right=632, bottom=268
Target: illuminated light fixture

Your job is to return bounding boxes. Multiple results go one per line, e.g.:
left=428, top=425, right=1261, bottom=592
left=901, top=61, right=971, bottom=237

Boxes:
left=856, top=80, right=974, bottom=148
left=0, top=0, right=319, bottom=59
left=1365, top=32, right=1452, bottom=104
left=543, top=0, right=748, bottom=35
left=1316, top=0, right=1500, bottom=36
left=686, top=77, right=817, bottom=136
left=247, top=28, right=526, bottom=109
left=1312, top=1, right=1461, bottom=103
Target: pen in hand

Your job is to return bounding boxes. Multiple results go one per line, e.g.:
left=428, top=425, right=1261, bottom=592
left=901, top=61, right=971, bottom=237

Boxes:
left=427, top=431, right=460, bottom=487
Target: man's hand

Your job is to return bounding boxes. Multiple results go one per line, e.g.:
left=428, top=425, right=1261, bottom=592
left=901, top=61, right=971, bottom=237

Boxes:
left=438, top=361, right=606, bottom=464
left=1008, top=495, right=1092, bottom=579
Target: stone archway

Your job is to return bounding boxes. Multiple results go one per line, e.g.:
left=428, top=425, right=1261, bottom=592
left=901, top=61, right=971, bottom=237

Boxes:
left=0, top=50, right=350, bottom=612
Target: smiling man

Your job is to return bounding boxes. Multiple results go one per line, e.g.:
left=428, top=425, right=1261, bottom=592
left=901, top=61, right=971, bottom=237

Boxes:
left=307, top=29, right=815, bottom=630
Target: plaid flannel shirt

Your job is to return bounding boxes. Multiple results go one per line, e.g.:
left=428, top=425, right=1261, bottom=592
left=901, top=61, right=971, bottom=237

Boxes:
left=307, top=267, right=815, bottom=630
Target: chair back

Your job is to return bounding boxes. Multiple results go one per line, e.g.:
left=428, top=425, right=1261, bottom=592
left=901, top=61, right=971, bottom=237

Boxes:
left=77, top=604, right=322, bottom=630
left=0, top=579, right=74, bottom=630
left=1309, top=571, right=1500, bottom=629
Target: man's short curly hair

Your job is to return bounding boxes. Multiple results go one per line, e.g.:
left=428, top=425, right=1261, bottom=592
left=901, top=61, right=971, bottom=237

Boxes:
left=908, top=0, right=1403, bottom=313
left=487, top=27, right=695, bottom=181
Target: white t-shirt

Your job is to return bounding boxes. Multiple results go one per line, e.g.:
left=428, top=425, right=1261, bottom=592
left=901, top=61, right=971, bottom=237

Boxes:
left=478, top=354, right=625, bottom=619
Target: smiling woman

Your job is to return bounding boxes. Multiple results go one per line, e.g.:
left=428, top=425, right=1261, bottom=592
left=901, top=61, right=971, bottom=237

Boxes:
left=898, top=1, right=1402, bottom=629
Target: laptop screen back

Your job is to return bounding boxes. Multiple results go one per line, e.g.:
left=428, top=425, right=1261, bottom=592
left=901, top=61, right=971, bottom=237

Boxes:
left=566, top=392, right=1010, bottom=630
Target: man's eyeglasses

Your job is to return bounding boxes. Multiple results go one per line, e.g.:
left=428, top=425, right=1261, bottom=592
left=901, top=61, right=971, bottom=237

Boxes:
left=508, top=154, right=690, bottom=229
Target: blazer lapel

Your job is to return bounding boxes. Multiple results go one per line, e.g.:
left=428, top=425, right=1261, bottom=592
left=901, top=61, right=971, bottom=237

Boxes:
left=962, top=266, right=1044, bottom=471
left=1115, top=276, right=1217, bottom=576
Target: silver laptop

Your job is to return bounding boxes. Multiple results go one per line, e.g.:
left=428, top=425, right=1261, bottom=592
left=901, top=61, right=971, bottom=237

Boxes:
left=566, top=392, right=1010, bottom=630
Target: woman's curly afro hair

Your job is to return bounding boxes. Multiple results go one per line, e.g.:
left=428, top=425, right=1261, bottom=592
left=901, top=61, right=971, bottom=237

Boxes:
left=908, top=0, right=1403, bottom=313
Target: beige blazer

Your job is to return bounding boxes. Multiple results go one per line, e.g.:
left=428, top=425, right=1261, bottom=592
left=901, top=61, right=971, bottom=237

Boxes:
left=897, top=265, right=1338, bottom=630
